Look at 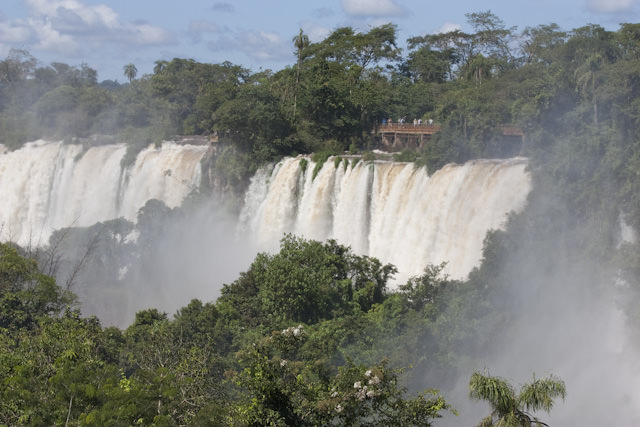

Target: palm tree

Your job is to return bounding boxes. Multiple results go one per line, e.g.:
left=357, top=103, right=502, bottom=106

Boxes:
left=153, top=60, right=168, bottom=75
left=291, top=28, right=309, bottom=121
left=574, top=53, right=603, bottom=126
left=123, top=63, right=137, bottom=83
left=469, top=371, right=566, bottom=426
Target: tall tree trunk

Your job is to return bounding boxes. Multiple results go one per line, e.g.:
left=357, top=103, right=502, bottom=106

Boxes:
left=293, top=52, right=301, bottom=120
left=292, top=29, right=309, bottom=123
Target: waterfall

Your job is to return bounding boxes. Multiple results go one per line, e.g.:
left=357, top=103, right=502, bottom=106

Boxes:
left=239, top=156, right=531, bottom=283
left=1, top=141, right=531, bottom=285
left=0, top=140, right=208, bottom=246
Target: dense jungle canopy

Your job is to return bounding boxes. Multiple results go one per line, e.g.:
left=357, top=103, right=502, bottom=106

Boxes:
left=1, top=10, right=640, bottom=425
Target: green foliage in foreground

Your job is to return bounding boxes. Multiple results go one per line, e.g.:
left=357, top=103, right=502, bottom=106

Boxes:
left=0, top=235, right=569, bottom=426
left=0, top=244, right=74, bottom=330
left=218, top=234, right=396, bottom=330
left=0, top=237, right=465, bottom=426
left=232, top=324, right=451, bottom=426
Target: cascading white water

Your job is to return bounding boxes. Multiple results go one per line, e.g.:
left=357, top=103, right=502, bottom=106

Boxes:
left=0, top=140, right=208, bottom=246
left=239, top=156, right=531, bottom=283
left=1, top=141, right=531, bottom=284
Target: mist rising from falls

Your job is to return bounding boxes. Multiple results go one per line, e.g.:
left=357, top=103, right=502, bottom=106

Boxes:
left=0, top=140, right=208, bottom=246
left=0, top=142, right=531, bottom=324
left=239, top=156, right=531, bottom=283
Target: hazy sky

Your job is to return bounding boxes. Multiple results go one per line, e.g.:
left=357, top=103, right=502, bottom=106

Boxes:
left=1, top=0, right=639, bottom=81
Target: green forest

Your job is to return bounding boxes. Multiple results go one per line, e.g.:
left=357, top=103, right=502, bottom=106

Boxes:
left=1, top=10, right=640, bottom=426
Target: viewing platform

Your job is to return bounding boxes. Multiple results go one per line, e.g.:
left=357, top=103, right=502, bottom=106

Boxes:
left=376, top=123, right=524, bottom=151
left=378, top=123, right=442, bottom=134
left=376, top=122, right=440, bottom=150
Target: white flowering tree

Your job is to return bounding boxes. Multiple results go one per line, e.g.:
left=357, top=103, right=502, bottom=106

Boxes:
left=319, top=360, right=451, bottom=426
left=231, top=324, right=451, bottom=426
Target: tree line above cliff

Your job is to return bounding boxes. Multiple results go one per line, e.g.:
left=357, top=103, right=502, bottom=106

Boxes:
left=0, top=13, right=638, bottom=168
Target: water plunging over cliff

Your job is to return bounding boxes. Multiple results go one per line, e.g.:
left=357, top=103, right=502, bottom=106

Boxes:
left=0, top=141, right=531, bottom=283
left=0, top=140, right=208, bottom=246
left=239, top=156, right=531, bottom=282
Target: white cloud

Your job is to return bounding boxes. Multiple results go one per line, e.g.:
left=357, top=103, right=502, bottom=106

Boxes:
left=312, top=7, right=334, bottom=19
left=0, top=5, right=81, bottom=55
left=212, top=2, right=234, bottom=13
left=122, top=22, right=173, bottom=45
left=300, top=22, right=331, bottom=43
left=237, top=30, right=290, bottom=61
left=188, top=20, right=223, bottom=43
left=0, top=20, right=33, bottom=45
left=436, top=21, right=462, bottom=34
left=206, top=29, right=291, bottom=63
left=4, top=0, right=174, bottom=56
left=341, top=0, right=405, bottom=17
left=586, top=0, right=636, bottom=12
left=25, top=0, right=119, bottom=31
left=30, top=19, right=80, bottom=54
left=189, top=21, right=222, bottom=35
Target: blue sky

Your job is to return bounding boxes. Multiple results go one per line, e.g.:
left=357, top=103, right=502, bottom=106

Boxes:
left=1, top=0, right=639, bottom=82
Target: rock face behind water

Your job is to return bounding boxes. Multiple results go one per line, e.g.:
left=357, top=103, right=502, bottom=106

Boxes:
left=238, top=156, right=531, bottom=283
